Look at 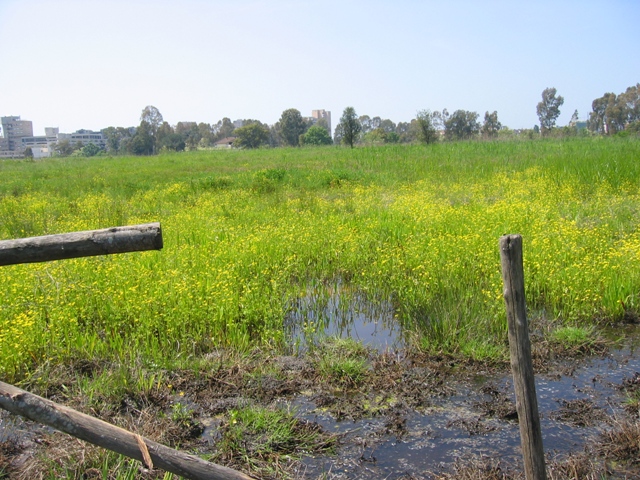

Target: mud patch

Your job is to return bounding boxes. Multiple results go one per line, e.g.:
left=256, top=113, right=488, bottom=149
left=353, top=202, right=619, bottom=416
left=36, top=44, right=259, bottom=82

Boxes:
left=3, top=326, right=640, bottom=479
left=550, top=399, right=606, bottom=427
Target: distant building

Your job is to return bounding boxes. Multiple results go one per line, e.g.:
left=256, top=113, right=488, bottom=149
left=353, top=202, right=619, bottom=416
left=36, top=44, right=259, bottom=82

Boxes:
left=19, top=134, right=58, bottom=159
left=0, top=116, right=107, bottom=159
left=311, top=109, right=331, bottom=134
left=45, top=127, right=59, bottom=138
left=57, top=129, right=106, bottom=149
left=215, top=137, right=236, bottom=148
left=0, top=116, right=34, bottom=157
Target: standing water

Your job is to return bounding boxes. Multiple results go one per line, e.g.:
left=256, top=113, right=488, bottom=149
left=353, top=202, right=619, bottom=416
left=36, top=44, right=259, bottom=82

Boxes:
left=284, top=285, right=404, bottom=352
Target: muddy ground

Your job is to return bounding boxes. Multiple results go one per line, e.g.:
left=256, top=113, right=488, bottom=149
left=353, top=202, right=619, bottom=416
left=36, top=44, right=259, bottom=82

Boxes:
left=2, top=325, right=640, bottom=479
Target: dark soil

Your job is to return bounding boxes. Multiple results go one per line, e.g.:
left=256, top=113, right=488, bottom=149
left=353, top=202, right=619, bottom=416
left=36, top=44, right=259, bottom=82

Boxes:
left=2, top=332, right=640, bottom=479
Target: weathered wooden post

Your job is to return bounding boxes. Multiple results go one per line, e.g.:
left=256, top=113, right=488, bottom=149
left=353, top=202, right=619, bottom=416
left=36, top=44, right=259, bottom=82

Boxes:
left=0, top=381, right=253, bottom=480
left=499, top=234, right=547, bottom=480
left=0, top=223, right=255, bottom=479
left=0, top=222, right=163, bottom=266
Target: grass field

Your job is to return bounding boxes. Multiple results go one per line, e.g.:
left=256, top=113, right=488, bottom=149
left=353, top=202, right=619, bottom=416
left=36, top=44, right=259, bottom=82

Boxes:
left=2, top=138, right=640, bottom=383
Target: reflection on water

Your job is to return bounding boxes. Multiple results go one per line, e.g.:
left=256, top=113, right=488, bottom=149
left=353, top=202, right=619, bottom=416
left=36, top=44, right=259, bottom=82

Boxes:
left=284, top=285, right=404, bottom=352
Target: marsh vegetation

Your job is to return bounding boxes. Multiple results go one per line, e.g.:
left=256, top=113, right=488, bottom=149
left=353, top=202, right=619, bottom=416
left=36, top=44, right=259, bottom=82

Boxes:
left=2, top=138, right=640, bottom=478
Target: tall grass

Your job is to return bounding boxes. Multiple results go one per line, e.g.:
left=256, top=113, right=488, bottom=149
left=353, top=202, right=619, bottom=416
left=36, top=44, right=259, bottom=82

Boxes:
left=1, top=138, right=640, bottom=381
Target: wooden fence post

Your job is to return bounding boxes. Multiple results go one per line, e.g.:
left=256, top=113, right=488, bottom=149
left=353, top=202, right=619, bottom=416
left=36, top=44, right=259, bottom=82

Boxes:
left=0, top=222, right=163, bottom=266
left=0, top=223, right=254, bottom=478
left=0, top=381, right=253, bottom=480
left=499, top=234, right=547, bottom=480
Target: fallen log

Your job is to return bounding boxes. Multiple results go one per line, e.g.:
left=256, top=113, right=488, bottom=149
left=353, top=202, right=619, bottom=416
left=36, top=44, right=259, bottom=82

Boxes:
left=0, top=381, right=253, bottom=480
left=0, top=223, right=163, bottom=267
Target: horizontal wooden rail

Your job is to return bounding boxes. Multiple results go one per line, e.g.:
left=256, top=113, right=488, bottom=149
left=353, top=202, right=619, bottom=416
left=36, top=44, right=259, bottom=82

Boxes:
left=0, top=223, right=163, bottom=266
left=0, top=381, right=253, bottom=480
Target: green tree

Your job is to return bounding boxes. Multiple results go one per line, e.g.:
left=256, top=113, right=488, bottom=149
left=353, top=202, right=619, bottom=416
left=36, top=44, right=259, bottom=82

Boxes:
left=444, top=110, right=480, bottom=141
left=415, top=110, right=439, bottom=144
left=536, top=88, right=564, bottom=135
left=621, top=84, right=640, bottom=124
left=214, top=117, right=235, bottom=141
left=24, top=146, right=33, bottom=159
left=81, top=142, right=101, bottom=157
left=159, top=133, right=185, bottom=152
left=481, top=111, right=502, bottom=138
left=339, top=107, right=361, bottom=148
left=198, top=122, right=215, bottom=147
left=128, top=121, right=154, bottom=155
left=234, top=122, right=269, bottom=149
left=278, top=108, right=307, bottom=146
left=102, top=126, right=132, bottom=154
left=140, top=105, right=163, bottom=153
left=379, top=119, right=396, bottom=134
left=303, top=125, right=333, bottom=145
left=315, top=117, right=331, bottom=134
left=359, top=115, right=372, bottom=135
left=395, top=121, right=414, bottom=143
left=589, top=93, right=619, bottom=135
left=362, top=128, right=387, bottom=145
left=53, top=139, right=74, bottom=156
left=155, top=121, right=174, bottom=149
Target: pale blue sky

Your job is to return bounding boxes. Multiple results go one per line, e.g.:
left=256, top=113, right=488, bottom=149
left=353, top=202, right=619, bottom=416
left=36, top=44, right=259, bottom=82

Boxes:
left=1, top=0, right=638, bottom=135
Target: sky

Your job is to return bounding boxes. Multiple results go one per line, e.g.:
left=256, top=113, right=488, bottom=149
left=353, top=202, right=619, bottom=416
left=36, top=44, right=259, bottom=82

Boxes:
left=1, top=0, right=639, bottom=135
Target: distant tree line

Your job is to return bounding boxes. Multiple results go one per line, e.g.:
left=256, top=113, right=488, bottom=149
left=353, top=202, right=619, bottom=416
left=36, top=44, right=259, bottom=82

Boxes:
left=332, top=83, right=639, bottom=148
left=49, top=83, right=639, bottom=157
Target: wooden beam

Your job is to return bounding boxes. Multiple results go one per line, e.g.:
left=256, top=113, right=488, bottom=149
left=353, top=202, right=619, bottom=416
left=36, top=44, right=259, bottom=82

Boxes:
left=0, top=223, right=163, bottom=267
left=499, top=234, right=547, bottom=480
left=0, top=381, right=253, bottom=480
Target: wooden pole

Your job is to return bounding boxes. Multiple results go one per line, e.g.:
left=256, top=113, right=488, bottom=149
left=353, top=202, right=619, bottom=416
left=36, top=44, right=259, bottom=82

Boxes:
left=499, top=234, right=546, bottom=480
left=0, top=223, right=163, bottom=267
left=0, top=381, right=253, bottom=480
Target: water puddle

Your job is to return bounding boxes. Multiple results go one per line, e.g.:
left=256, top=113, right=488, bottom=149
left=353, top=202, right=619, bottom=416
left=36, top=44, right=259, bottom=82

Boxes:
left=284, top=286, right=404, bottom=352
left=291, top=325, right=640, bottom=478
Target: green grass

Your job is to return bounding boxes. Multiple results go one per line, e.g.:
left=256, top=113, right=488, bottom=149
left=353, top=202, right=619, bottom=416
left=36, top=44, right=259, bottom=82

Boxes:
left=215, top=405, right=335, bottom=477
left=315, top=337, right=369, bottom=385
left=2, top=138, right=640, bottom=382
left=551, top=326, right=596, bottom=348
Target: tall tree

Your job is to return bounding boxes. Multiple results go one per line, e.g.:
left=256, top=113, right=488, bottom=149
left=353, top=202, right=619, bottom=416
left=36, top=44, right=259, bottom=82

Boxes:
left=339, top=107, right=362, bottom=148
left=198, top=122, right=214, bottom=147
left=481, top=111, right=502, bottom=138
left=379, top=119, right=396, bottom=134
left=621, top=83, right=640, bottom=124
left=395, top=121, right=415, bottom=143
left=588, top=93, right=623, bottom=134
left=159, top=133, right=186, bottom=152
left=415, top=110, right=439, bottom=144
left=102, top=126, right=130, bottom=154
left=569, top=110, right=579, bottom=126
left=444, top=110, right=480, bottom=141
left=213, top=117, right=235, bottom=141
left=128, top=121, right=154, bottom=155
left=155, top=121, right=174, bottom=149
left=140, top=105, right=163, bottom=153
left=278, top=108, right=307, bottom=146
left=359, top=115, right=373, bottom=135
left=536, top=88, right=564, bottom=135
